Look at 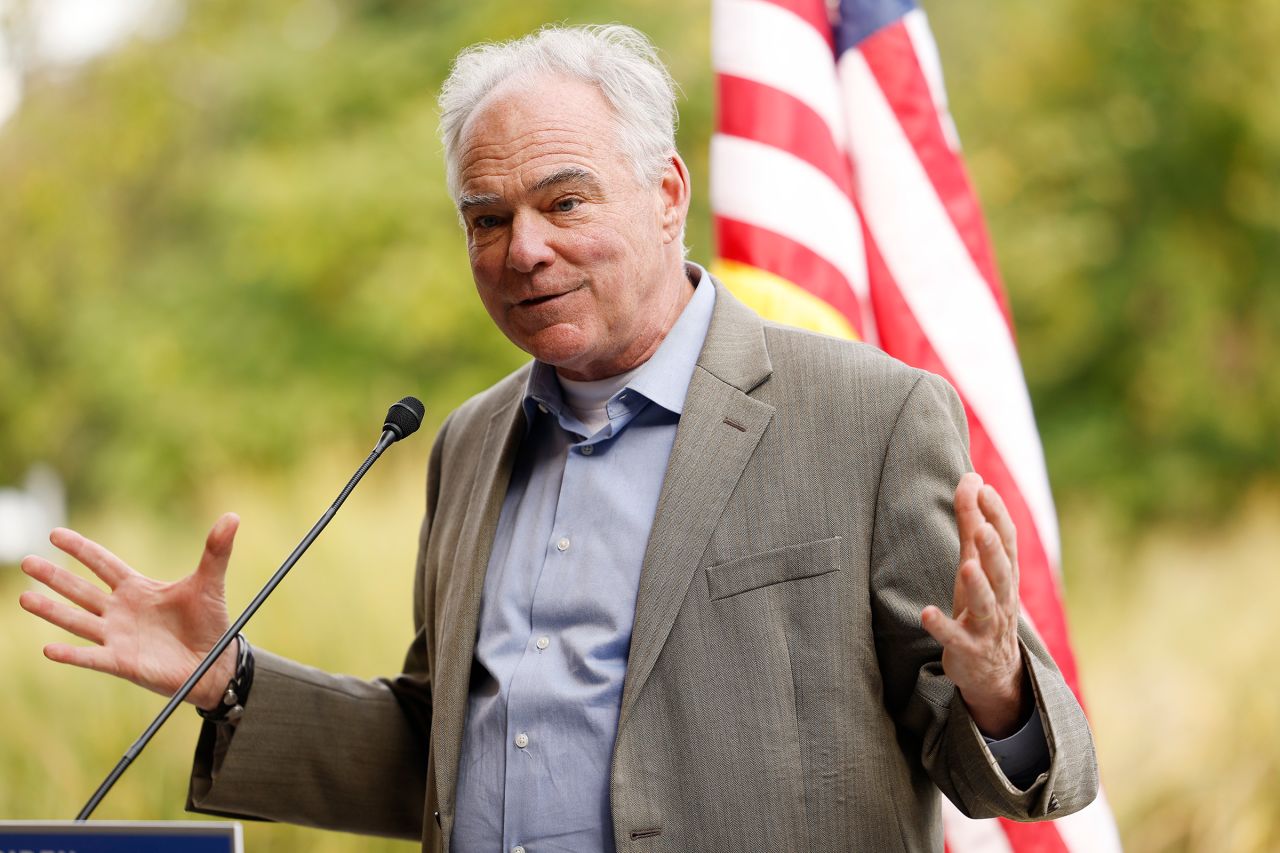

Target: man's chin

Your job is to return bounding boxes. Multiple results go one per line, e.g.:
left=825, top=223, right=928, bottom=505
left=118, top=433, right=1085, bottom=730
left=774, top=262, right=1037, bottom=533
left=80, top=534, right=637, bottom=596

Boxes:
left=517, top=325, right=593, bottom=369
left=524, top=334, right=635, bottom=381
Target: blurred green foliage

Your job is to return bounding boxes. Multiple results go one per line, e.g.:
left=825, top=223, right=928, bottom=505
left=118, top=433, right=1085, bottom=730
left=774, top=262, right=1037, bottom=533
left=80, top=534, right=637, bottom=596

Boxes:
left=928, top=0, right=1280, bottom=522
left=1, top=0, right=1277, bottom=525
left=3, top=3, right=1279, bottom=849
left=0, top=0, right=713, bottom=516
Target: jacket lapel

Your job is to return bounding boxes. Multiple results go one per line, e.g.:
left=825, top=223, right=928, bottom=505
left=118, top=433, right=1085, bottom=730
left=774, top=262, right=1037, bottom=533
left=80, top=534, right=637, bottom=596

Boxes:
left=617, top=283, right=775, bottom=733
left=433, top=386, right=527, bottom=824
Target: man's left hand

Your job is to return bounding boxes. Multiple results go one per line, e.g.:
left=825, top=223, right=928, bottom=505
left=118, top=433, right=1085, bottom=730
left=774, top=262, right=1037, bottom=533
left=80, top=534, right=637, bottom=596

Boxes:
left=921, top=472, right=1028, bottom=739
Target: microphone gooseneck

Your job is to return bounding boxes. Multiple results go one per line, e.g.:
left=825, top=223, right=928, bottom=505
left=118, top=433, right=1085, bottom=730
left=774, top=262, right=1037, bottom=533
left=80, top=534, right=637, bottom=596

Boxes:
left=75, top=396, right=426, bottom=821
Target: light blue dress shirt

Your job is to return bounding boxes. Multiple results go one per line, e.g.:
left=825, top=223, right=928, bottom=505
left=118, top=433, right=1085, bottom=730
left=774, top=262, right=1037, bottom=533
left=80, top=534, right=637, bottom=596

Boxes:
left=451, top=269, right=716, bottom=853
left=450, top=264, right=1047, bottom=853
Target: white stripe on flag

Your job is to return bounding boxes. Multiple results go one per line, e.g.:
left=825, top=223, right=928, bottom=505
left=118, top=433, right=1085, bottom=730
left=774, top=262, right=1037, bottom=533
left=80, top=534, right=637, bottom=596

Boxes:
left=940, top=800, right=1014, bottom=853
left=712, top=0, right=847, bottom=150
left=836, top=49, right=1062, bottom=570
left=711, top=133, right=869, bottom=304
left=902, top=9, right=961, bottom=152
left=1054, top=789, right=1125, bottom=852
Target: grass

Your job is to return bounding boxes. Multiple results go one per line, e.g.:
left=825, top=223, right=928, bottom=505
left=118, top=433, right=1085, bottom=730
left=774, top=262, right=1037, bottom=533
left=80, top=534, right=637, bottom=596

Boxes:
left=3, top=443, right=1278, bottom=851
left=1063, top=492, right=1280, bottom=852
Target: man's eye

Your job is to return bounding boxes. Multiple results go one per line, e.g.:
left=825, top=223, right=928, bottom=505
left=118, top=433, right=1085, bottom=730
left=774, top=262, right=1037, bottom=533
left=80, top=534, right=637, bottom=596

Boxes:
left=554, top=198, right=581, bottom=212
left=473, top=215, right=502, bottom=229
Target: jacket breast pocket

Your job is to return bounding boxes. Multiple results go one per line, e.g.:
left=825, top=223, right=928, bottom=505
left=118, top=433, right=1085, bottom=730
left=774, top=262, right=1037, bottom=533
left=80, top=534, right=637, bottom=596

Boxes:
left=705, top=536, right=842, bottom=601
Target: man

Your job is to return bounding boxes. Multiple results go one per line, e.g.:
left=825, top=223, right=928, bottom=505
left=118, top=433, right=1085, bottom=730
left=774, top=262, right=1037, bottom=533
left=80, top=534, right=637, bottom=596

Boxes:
left=19, top=24, right=1097, bottom=852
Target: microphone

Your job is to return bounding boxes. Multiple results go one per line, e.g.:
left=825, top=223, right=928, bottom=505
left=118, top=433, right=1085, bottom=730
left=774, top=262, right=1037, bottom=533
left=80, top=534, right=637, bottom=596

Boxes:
left=382, top=396, right=426, bottom=443
left=76, top=396, right=425, bottom=820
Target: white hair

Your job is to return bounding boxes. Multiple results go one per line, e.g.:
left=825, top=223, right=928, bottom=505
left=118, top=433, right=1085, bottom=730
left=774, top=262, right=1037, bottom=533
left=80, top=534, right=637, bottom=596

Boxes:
left=438, top=24, right=680, bottom=201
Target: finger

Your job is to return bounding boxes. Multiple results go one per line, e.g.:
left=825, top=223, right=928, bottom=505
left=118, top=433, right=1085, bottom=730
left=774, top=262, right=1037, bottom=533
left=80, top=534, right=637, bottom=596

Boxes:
left=950, top=546, right=970, bottom=617
left=49, top=528, right=134, bottom=591
left=959, top=558, right=1000, bottom=629
left=978, top=485, right=1019, bottom=577
left=18, top=590, right=106, bottom=644
left=976, top=522, right=1016, bottom=609
left=43, top=642, right=118, bottom=676
left=195, top=513, right=240, bottom=583
left=921, top=605, right=967, bottom=648
left=953, top=472, right=984, bottom=564
left=20, top=554, right=109, bottom=616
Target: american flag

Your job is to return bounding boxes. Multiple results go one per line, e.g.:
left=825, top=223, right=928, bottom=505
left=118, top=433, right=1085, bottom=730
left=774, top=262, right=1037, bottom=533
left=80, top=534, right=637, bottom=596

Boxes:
left=710, top=0, right=1122, bottom=850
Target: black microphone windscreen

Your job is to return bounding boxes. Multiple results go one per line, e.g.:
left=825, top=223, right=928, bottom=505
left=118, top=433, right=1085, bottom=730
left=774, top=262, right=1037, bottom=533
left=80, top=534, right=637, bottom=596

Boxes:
left=383, top=396, right=425, bottom=441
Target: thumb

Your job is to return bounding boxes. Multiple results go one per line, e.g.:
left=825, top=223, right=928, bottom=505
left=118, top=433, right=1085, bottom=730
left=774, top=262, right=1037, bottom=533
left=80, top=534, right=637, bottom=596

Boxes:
left=195, top=512, right=240, bottom=586
left=921, top=605, right=964, bottom=649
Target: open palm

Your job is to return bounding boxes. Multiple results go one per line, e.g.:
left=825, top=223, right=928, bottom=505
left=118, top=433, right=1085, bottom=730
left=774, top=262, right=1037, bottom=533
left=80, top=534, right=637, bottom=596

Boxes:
left=921, top=474, right=1027, bottom=738
left=18, top=513, right=241, bottom=710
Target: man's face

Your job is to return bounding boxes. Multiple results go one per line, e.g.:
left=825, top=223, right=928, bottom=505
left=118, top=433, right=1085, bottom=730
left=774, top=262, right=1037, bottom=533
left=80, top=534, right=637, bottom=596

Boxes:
left=455, top=74, right=689, bottom=381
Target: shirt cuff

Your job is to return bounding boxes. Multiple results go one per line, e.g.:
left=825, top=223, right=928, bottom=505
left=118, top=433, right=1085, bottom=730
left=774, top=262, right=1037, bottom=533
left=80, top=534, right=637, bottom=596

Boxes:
left=983, top=707, right=1050, bottom=790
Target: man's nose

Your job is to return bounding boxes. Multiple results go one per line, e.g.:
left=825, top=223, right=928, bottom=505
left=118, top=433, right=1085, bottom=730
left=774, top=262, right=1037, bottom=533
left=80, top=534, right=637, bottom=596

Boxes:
left=506, top=211, right=556, bottom=273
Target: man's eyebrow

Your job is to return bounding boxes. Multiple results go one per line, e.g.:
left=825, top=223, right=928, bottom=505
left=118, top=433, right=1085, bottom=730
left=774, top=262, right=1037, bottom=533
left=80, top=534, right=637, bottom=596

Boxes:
left=457, top=192, right=502, bottom=213
left=530, top=166, right=601, bottom=194
left=456, top=168, right=600, bottom=213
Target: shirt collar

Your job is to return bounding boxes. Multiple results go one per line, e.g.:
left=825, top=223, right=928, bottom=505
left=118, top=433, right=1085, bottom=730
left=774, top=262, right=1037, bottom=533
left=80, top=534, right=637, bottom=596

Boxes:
left=521, top=261, right=717, bottom=423
left=624, top=261, right=715, bottom=415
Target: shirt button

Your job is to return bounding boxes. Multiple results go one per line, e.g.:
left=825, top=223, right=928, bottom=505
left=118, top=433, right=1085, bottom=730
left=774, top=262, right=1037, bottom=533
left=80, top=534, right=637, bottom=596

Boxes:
left=556, top=537, right=570, bottom=551
left=536, top=636, right=550, bottom=650
left=515, top=732, right=529, bottom=749
left=580, top=444, right=594, bottom=455
left=513, top=847, right=526, bottom=853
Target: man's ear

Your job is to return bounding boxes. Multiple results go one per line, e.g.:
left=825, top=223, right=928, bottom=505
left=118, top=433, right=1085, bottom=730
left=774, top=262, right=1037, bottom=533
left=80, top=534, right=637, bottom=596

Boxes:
left=658, top=152, right=691, bottom=245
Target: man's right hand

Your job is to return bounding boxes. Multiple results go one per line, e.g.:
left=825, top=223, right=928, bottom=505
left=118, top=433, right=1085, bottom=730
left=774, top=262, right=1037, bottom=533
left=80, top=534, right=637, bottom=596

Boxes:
left=18, top=512, right=242, bottom=711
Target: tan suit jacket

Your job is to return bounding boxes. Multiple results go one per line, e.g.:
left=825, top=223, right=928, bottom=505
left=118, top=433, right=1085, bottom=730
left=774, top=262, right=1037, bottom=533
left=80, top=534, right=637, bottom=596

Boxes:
left=189, top=282, right=1099, bottom=851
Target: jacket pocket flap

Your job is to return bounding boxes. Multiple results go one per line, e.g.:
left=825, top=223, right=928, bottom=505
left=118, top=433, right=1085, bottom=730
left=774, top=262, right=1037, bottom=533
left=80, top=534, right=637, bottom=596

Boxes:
left=705, top=536, right=842, bottom=601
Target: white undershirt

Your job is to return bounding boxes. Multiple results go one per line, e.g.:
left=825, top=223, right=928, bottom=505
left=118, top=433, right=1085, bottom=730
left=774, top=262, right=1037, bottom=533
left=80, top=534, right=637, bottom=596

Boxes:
left=557, top=367, right=641, bottom=435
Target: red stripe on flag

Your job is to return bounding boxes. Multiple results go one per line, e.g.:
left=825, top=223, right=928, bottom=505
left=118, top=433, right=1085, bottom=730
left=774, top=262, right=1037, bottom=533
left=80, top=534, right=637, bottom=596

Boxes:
left=717, top=74, right=856, bottom=200
left=997, top=819, right=1073, bottom=853
left=716, top=215, right=865, bottom=331
left=858, top=21, right=1013, bottom=329
left=865, top=230, right=1083, bottom=705
left=754, top=0, right=835, bottom=51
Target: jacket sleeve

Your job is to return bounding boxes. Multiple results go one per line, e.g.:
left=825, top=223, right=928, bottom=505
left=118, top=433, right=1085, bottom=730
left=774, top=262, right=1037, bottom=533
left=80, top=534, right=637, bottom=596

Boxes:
left=185, top=415, right=451, bottom=838
left=869, top=371, right=1099, bottom=821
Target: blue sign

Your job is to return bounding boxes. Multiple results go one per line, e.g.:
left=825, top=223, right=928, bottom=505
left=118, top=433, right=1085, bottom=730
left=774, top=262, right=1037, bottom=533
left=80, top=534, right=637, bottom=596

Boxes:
left=0, top=821, right=241, bottom=853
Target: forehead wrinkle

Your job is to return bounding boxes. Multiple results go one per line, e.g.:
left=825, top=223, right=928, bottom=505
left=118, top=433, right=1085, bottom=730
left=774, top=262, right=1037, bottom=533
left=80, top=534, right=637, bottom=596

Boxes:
left=458, top=146, right=603, bottom=197
left=463, top=112, right=614, bottom=152
left=458, top=115, right=614, bottom=169
left=460, top=136, right=601, bottom=173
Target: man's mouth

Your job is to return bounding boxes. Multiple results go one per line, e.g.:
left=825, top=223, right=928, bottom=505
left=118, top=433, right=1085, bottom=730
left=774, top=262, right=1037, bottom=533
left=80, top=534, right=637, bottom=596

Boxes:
left=520, top=292, right=563, bottom=306
left=517, top=284, right=583, bottom=307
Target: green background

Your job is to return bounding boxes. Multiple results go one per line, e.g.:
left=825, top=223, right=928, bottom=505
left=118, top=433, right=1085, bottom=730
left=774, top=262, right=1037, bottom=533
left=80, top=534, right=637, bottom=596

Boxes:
left=2, top=0, right=1277, bottom=849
